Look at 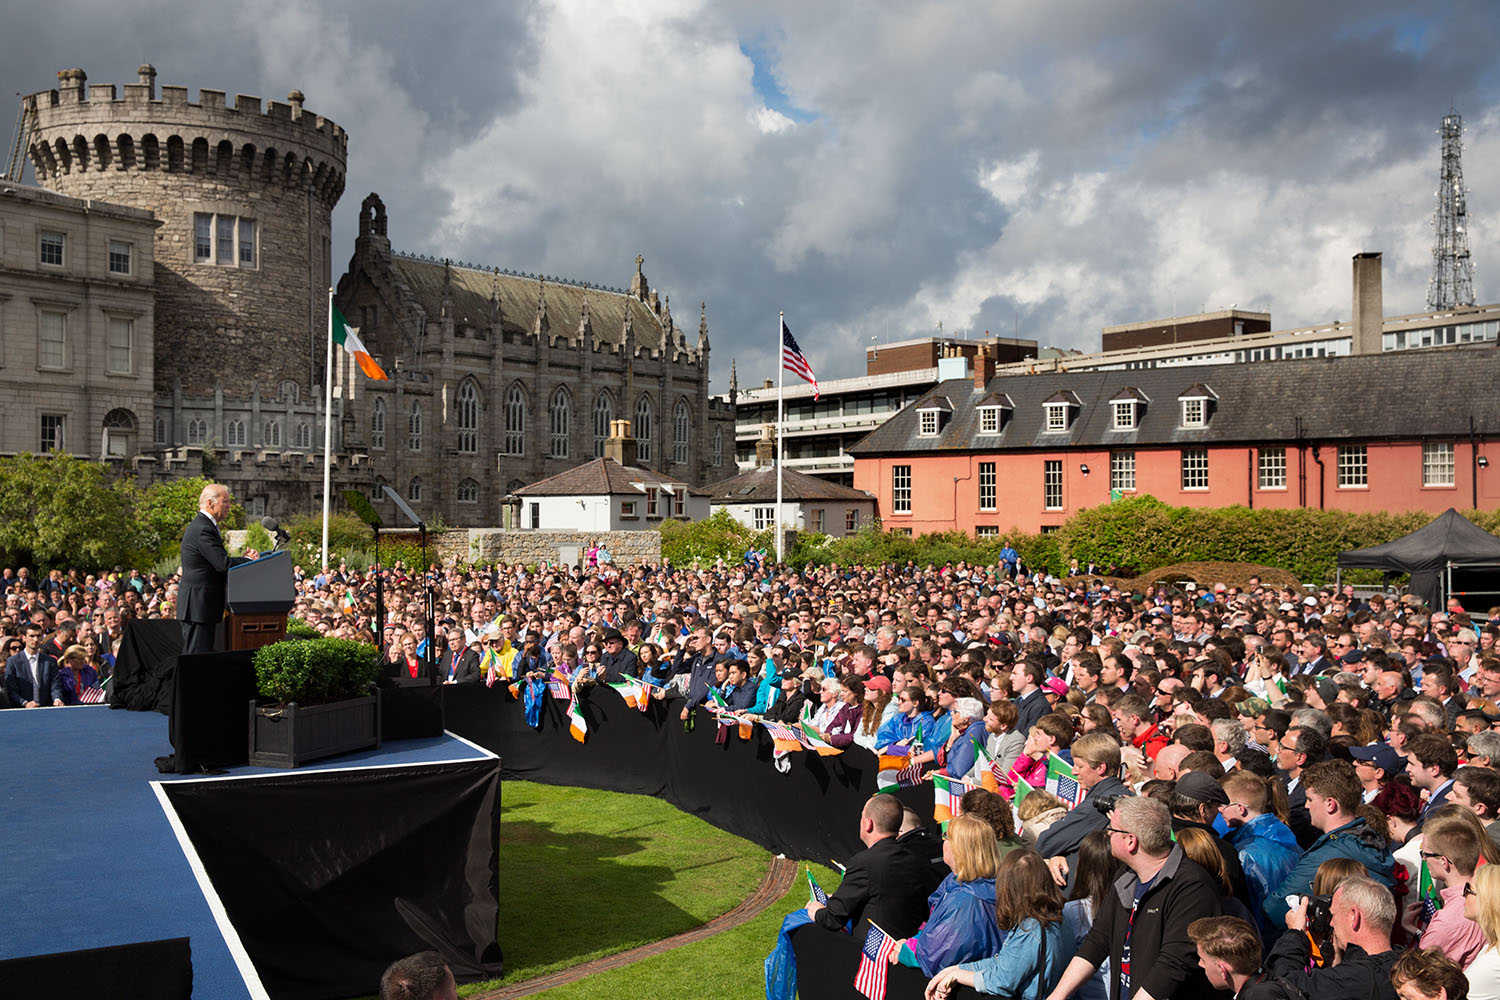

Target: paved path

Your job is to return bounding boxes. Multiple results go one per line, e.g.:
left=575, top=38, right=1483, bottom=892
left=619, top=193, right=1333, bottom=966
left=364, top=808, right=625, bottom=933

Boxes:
left=471, top=854, right=798, bottom=999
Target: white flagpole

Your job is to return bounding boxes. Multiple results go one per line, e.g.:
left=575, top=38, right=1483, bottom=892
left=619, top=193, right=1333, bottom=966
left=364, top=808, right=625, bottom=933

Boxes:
left=775, top=311, right=785, bottom=564
left=321, top=287, right=334, bottom=571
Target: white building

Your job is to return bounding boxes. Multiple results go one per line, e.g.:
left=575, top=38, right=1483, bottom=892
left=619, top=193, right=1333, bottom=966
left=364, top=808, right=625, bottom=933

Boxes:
left=512, top=421, right=709, bottom=530
left=707, top=451, right=876, bottom=537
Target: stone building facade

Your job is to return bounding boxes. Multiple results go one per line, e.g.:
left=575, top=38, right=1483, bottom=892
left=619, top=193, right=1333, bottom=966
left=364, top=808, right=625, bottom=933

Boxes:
left=0, top=183, right=157, bottom=459
left=20, top=65, right=357, bottom=515
left=333, top=195, right=735, bottom=527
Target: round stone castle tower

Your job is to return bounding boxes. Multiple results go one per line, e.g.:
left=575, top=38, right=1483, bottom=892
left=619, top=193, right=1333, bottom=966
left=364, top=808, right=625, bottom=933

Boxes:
left=25, top=65, right=346, bottom=416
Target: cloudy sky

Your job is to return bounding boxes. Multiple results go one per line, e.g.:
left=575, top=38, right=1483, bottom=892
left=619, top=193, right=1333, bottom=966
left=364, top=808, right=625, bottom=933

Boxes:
left=6, top=1, right=1500, bottom=390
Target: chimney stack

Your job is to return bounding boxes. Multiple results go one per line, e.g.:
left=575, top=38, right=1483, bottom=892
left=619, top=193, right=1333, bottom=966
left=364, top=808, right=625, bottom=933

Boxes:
left=755, top=424, right=775, bottom=468
left=973, top=344, right=995, bottom=391
left=604, top=418, right=638, bottom=468
left=1352, top=252, right=1383, bottom=355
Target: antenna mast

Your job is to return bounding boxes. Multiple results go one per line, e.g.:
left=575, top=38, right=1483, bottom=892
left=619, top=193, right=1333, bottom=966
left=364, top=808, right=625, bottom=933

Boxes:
left=1428, top=110, right=1476, bottom=310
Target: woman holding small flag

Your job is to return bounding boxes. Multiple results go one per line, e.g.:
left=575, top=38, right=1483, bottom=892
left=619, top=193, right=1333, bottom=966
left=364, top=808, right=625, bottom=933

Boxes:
left=891, top=813, right=1007, bottom=977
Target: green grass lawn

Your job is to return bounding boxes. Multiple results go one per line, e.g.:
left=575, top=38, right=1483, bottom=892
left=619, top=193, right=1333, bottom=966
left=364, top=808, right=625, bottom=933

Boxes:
left=462, top=780, right=773, bottom=992
left=509, top=860, right=843, bottom=1000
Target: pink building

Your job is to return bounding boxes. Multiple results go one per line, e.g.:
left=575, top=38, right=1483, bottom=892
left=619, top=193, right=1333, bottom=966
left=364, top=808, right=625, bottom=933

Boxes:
left=850, top=344, right=1500, bottom=535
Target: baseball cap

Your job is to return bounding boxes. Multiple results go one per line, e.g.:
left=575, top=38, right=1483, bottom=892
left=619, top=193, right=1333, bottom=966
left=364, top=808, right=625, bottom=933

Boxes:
left=1042, top=677, right=1068, bottom=697
left=1348, top=743, right=1406, bottom=776
left=1235, top=696, right=1270, bottom=717
left=1175, top=771, right=1230, bottom=806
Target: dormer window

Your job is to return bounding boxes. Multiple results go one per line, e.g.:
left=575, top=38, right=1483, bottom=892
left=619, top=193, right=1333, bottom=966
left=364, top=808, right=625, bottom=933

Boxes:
left=975, top=393, right=1013, bottom=435
left=915, top=395, right=953, bottom=437
left=1041, top=390, right=1081, bottom=432
left=1109, top=388, right=1148, bottom=430
left=1177, top=383, right=1217, bottom=428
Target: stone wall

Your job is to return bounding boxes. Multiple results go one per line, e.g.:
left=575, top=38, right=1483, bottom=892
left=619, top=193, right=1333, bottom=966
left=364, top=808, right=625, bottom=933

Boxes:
left=434, top=528, right=661, bottom=567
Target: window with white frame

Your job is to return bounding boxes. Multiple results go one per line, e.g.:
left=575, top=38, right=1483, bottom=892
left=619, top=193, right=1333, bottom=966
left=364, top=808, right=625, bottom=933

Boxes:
left=1337, top=445, right=1368, bottom=488
left=646, top=489, right=659, bottom=518
left=1181, top=448, right=1209, bottom=489
left=620, top=499, right=638, bottom=519
left=263, top=420, right=282, bottom=449
left=978, top=407, right=1002, bottom=434
left=1044, top=460, right=1063, bottom=509
left=457, top=478, right=479, bottom=504
left=1258, top=447, right=1286, bottom=489
left=408, top=401, right=422, bottom=451
left=753, top=506, right=775, bottom=530
left=38, top=309, right=66, bottom=369
left=226, top=419, right=246, bottom=447
left=976, top=526, right=999, bottom=538
left=108, top=240, right=132, bottom=275
left=106, top=317, right=132, bottom=374
left=40, top=413, right=65, bottom=451
left=1180, top=398, right=1207, bottom=428
left=550, top=387, right=571, bottom=458
left=919, top=410, right=939, bottom=436
left=1110, top=450, right=1136, bottom=492
left=504, top=384, right=526, bottom=455
left=457, top=381, right=478, bottom=453
left=1112, top=401, right=1137, bottom=430
left=846, top=508, right=858, bottom=531
left=673, top=490, right=684, bottom=516
left=40, top=230, right=65, bottom=267
left=672, top=398, right=691, bottom=464
left=370, top=397, right=386, bottom=449
left=1423, top=442, right=1455, bottom=487
left=193, top=213, right=257, bottom=267
left=978, top=462, right=996, bottom=511
left=892, top=465, right=912, bottom=514
left=810, top=508, right=824, bottom=532
left=1044, top=403, right=1068, bottom=431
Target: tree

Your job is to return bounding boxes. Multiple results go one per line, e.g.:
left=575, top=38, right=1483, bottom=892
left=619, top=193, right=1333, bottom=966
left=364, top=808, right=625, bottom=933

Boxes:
left=0, top=453, right=133, bottom=568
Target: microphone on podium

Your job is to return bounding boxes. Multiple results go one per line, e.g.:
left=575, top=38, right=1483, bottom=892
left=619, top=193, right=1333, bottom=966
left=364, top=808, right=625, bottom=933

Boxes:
left=260, top=517, right=292, bottom=549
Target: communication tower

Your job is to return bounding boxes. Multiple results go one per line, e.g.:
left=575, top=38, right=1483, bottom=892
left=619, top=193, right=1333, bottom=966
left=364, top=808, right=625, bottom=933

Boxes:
left=1428, top=110, right=1476, bottom=310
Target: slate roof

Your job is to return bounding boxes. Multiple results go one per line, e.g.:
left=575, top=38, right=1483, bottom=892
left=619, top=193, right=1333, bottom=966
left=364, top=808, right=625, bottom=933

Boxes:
left=848, top=345, right=1500, bottom=456
left=390, top=254, right=691, bottom=352
left=705, top=466, right=876, bottom=503
left=515, top=458, right=707, bottom=497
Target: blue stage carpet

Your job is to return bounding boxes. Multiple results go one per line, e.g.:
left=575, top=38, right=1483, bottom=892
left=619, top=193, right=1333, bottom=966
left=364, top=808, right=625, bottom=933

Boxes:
left=0, top=705, right=490, bottom=999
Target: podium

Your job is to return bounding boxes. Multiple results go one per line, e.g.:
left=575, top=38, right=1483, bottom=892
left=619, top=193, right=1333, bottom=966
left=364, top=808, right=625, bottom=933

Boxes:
left=226, top=550, right=295, bottom=651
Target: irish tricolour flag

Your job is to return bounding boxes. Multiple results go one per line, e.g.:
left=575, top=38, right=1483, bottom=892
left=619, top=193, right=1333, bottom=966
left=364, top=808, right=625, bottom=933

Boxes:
left=332, top=302, right=388, bottom=381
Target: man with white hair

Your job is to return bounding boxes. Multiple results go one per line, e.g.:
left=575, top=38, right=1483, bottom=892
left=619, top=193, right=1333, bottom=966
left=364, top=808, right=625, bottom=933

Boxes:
left=1268, top=876, right=1399, bottom=1000
left=177, top=482, right=258, bottom=655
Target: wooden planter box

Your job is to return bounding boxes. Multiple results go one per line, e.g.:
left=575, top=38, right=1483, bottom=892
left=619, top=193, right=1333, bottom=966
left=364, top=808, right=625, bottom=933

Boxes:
left=247, top=690, right=382, bottom=768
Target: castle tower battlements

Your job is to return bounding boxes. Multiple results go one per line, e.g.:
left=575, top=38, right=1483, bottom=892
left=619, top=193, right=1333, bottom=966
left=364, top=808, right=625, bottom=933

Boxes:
left=24, top=65, right=347, bottom=408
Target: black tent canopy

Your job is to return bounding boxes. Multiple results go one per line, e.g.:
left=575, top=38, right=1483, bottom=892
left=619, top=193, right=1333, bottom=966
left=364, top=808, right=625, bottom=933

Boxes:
left=1337, top=508, right=1500, bottom=610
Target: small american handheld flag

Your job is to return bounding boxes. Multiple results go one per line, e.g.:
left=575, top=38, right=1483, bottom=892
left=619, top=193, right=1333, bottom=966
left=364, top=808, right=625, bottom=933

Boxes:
left=854, top=922, right=899, bottom=1000
left=781, top=319, right=819, bottom=399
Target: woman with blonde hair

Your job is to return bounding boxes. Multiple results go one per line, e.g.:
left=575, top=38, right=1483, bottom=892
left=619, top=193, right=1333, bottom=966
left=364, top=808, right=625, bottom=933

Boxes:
left=1463, top=863, right=1500, bottom=1000
left=924, top=848, right=1074, bottom=999
left=892, top=813, right=1006, bottom=976
left=56, top=643, right=102, bottom=705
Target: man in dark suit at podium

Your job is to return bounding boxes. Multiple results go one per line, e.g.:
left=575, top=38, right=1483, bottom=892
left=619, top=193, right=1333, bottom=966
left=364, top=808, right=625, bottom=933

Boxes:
left=177, top=483, right=257, bottom=655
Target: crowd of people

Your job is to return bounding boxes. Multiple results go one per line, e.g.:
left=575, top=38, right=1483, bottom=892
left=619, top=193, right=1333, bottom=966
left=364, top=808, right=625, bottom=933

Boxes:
left=8, top=549, right=1500, bottom=999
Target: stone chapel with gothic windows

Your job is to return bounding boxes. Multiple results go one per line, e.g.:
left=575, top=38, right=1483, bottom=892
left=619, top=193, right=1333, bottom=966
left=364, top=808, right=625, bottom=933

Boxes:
left=334, top=195, right=735, bottom=527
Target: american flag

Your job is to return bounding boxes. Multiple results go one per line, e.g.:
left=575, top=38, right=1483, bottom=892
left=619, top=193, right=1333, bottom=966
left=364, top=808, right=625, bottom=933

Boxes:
left=854, top=922, right=899, bottom=1000
left=781, top=319, right=819, bottom=399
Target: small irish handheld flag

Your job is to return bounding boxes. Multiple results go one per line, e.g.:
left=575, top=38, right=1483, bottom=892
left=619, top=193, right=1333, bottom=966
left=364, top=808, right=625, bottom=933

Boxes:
left=607, top=677, right=644, bottom=710
left=973, top=739, right=1002, bottom=793
left=762, top=719, right=805, bottom=759
left=932, top=774, right=971, bottom=826
left=331, top=301, right=388, bottom=381
left=566, top=695, right=588, bottom=743
left=799, top=718, right=842, bottom=756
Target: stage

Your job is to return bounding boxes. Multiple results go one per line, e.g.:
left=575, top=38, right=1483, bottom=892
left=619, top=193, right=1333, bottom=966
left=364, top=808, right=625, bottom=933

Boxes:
left=0, top=705, right=501, bottom=1000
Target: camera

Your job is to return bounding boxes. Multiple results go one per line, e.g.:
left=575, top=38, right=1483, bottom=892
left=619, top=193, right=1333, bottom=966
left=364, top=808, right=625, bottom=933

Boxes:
left=1307, top=894, right=1333, bottom=939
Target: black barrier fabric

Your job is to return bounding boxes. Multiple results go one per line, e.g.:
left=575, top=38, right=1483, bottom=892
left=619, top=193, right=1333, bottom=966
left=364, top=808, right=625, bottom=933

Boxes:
left=441, top=683, right=935, bottom=865
left=791, top=923, right=982, bottom=1000
left=111, top=619, right=182, bottom=713
left=166, top=650, right=258, bottom=772
left=162, top=758, right=503, bottom=1000
left=0, top=936, right=192, bottom=999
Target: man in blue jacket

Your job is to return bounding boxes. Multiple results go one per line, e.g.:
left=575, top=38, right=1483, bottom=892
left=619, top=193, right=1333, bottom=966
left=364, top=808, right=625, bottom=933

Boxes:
left=1265, top=760, right=1395, bottom=928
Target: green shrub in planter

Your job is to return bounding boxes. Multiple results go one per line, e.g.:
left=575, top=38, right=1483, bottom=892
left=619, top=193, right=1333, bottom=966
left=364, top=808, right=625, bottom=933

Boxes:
left=253, top=636, right=381, bottom=705
left=285, top=617, right=319, bottom=640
